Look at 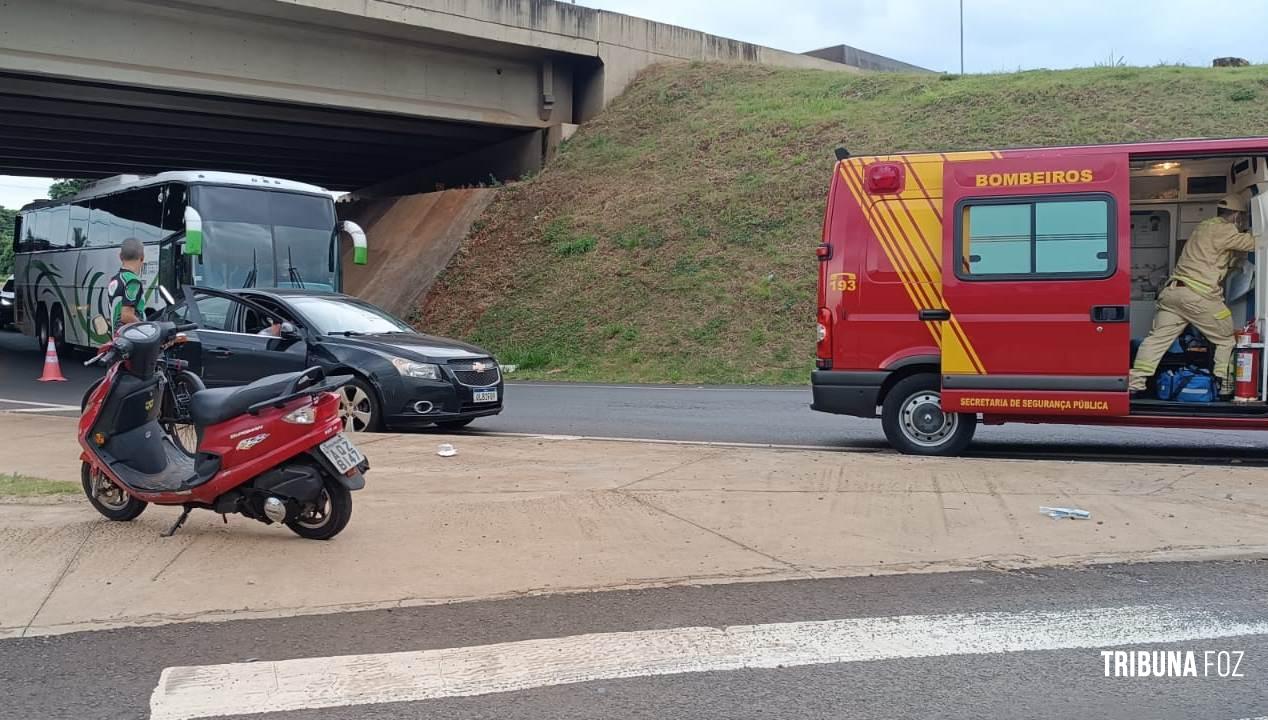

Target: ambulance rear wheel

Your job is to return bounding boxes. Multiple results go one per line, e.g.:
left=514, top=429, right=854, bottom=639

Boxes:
left=882, top=375, right=976, bottom=456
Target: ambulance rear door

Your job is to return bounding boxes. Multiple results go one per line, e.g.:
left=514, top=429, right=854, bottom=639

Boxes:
left=938, top=153, right=1132, bottom=418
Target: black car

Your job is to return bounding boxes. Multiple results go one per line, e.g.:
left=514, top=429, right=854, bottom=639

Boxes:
left=172, top=287, right=503, bottom=432
left=0, top=275, right=14, bottom=329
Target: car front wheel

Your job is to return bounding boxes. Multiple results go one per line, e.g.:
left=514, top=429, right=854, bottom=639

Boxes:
left=337, top=377, right=382, bottom=433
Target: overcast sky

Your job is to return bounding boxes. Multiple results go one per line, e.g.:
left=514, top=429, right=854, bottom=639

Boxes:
left=581, top=0, right=1267, bottom=72
left=3, top=0, right=1264, bottom=209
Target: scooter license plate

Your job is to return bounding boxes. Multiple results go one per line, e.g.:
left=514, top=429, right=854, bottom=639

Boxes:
left=320, top=433, right=365, bottom=475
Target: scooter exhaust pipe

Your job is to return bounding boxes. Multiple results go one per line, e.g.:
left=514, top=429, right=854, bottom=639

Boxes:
left=413, top=401, right=434, bottom=414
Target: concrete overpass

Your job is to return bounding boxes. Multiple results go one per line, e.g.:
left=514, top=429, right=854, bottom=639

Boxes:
left=0, top=0, right=872, bottom=192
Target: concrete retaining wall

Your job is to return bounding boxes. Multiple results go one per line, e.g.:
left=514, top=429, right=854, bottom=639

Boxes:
left=339, top=189, right=497, bottom=318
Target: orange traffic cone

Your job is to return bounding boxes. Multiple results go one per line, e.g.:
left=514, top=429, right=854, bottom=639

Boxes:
left=38, top=337, right=67, bottom=382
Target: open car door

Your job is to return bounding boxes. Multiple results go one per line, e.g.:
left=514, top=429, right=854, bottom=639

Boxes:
left=938, top=152, right=1132, bottom=418
left=176, top=287, right=309, bottom=387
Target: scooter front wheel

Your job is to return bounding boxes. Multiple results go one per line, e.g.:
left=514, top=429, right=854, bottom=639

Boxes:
left=81, top=462, right=147, bottom=521
left=285, top=476, right=352, bottom=541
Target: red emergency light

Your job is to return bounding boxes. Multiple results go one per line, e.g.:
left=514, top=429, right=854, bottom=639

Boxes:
left=864, top=162, right=905, bottom=194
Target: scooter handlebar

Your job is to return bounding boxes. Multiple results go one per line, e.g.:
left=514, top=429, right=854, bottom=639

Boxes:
left=86, top=350, right=117, bottom=367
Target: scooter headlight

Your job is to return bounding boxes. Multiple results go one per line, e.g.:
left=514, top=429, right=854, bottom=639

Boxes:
left=283, top=405, right=316, bottom=425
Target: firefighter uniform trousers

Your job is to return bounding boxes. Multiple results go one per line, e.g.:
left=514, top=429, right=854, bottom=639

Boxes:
left=1129, top=284, right=1235, bottom=392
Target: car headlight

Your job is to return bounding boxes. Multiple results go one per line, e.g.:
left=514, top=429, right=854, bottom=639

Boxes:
left=0, top=298, right=10, bottom=306
left=391, top=357, right=441, bottom=380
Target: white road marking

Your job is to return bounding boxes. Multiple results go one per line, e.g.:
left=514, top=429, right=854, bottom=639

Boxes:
left=150, top=604, right=1268, bottom=720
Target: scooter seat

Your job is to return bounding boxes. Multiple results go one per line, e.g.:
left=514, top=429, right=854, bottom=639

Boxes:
left=189, top=373, right=303, bottom=428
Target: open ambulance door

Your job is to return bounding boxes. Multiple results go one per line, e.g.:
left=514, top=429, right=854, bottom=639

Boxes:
left=938, top=153, right=1132, bottom=419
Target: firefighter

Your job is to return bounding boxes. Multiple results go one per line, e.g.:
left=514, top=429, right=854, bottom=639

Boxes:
left=1130, top=194, right=1255, bottom=397
left=107, top=237, right=146, bottom=333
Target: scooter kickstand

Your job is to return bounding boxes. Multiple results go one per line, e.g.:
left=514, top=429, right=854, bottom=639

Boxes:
left=162, top=507, right=192, bottom=538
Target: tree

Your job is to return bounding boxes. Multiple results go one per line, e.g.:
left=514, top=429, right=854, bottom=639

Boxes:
left=0, top=206, right=16, bottom=276
left=47, top=178, right=89, bottom=200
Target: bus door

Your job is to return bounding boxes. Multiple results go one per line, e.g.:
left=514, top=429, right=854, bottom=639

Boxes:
left=938, top=153, right=1132, bottom=418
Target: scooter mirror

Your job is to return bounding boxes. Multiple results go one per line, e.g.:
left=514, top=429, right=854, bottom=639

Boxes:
left=91, top=315, right=109, bottom=337
left=158, top=285, right=176, bottom=306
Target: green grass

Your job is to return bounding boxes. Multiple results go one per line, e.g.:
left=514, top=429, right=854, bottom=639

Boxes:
left=0, top=473, right=79, bottom=497
left=419, top=62, right=1268, bottom=385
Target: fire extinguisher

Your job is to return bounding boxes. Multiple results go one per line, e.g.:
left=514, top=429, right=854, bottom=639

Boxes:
left=1234, top=321, right=1260, bottom=403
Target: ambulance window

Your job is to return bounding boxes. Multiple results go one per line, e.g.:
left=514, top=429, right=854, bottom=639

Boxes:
left=961, top=204, right=1031, bottom=275
left=958, top=196, right=1113, bottom=279
left=1034, top=200, right=1110, bottom=273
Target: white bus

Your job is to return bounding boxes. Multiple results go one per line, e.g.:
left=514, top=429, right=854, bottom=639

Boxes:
left=11, top=171, right=367, bottom=351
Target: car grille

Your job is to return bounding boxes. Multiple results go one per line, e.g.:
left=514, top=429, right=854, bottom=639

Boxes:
left=450, top=359, right=501, bottom=387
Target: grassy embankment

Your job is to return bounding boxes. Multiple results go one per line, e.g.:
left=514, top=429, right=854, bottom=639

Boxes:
left=418, top=63, right=1268, bottom=384
left=0, top=473, right=78, bottom=497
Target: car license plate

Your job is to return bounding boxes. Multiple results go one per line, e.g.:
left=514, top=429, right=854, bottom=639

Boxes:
left=473, top=387, right=498, bottom=403
left=320, top=433, right=365, bottom=474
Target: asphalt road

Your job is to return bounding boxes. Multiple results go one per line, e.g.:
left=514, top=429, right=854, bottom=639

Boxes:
left=4, top=327, right=1268, bottom=463
left=2, top=561, right=1265, bottom=720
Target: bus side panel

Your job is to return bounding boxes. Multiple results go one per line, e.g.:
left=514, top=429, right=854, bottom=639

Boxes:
left=77, top=246, right=120, bottom=346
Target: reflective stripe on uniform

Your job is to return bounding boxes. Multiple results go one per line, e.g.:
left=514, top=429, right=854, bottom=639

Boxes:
left=1171, top=274, right=1213, bottom=294
left=1214, top=307, right=1232, bottom=320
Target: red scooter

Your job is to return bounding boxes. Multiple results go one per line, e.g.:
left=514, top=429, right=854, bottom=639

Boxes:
left=79, top=320, right=368, bottom=539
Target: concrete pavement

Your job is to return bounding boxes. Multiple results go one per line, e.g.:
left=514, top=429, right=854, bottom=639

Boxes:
left=2, top=412, right=1267, bottom=639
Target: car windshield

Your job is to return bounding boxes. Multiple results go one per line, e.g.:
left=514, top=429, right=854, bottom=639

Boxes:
left=288, top=296, right=413, bottom=335
left=191, top=187, right=338, bottom=291
left=2, top=277, right=12, bottom=293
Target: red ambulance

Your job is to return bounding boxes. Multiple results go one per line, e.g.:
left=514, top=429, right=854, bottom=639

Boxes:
left=812, top=138, right=1268, bottom=455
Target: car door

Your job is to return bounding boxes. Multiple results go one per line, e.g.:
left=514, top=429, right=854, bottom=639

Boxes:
left=938, top=152, right=1132, bottom=418
left=182, top=288, right=309, bottom=387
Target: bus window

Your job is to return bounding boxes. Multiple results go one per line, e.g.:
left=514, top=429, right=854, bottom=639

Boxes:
left=26, top=210, right=50, bottom=251
left=46, top=205, right=71, bottom=250
left=161, top=184, right=187, bottom=233
left=122, top=186, right=164, bottom=243
left=70, top=202, right=89, bottom=248
left=87, top=198, right=114, bottom=247
left=108, top=195, right=133, bottom=246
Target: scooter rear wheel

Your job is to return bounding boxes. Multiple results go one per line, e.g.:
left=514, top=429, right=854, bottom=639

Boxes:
left=285, top=476, right=352, bottom=541
left=81, top=462, right=147, bottom=521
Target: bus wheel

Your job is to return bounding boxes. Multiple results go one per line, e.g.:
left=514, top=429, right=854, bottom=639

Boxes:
left=881, top=374, right=976, bottom=456
left=49, top=307, right=69, bottom=356
left=34, top=305, right=49, bottom=352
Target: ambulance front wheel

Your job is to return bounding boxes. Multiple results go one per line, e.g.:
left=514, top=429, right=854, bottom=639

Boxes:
left=882, top=375, right=976, bottom=456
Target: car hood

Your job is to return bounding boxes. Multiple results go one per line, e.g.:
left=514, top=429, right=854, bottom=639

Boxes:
left=322, top=332, right=491, bottom=362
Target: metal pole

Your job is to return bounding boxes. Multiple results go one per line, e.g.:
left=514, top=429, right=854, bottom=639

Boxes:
left=959, top=0, right=965, bottom=74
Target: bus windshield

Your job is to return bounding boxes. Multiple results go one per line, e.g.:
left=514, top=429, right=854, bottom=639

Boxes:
left=191, top=187, right=338, bottom=291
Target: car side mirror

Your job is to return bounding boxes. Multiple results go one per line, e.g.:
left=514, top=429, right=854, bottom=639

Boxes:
left=280, top=321, right=300, bottom=339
